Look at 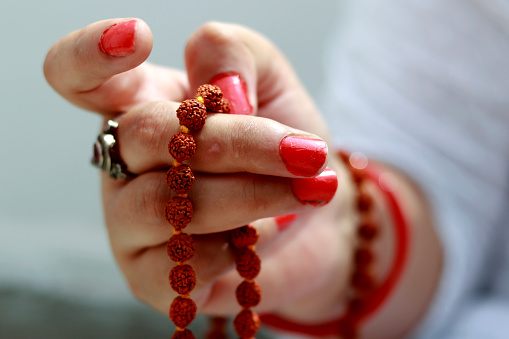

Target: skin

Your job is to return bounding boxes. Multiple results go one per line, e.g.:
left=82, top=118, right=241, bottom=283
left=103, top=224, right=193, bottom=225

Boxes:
left=44, top=19, right=443, bottom=338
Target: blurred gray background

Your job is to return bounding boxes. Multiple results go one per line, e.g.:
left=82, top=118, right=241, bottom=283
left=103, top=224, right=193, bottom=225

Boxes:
left=0, top=0, right=338, bottom=337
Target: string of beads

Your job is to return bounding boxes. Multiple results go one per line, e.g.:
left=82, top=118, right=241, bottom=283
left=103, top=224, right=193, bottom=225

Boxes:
left=337, top=151, right=380, bottom=339
left=230, top=225, right=262, bottom=338
left=165, top=84, right=230, bottom=339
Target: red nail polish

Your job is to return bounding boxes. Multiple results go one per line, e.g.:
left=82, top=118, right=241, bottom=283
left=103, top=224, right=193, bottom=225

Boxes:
left=275, top=214, right=297, bottom=232
left=291, top=168, right=338, bottom=206
left=99, top=20, right=137, bottom=57
left=210, top=73, right=252, bottom=115
left=280, top=136, right=328, bottom=177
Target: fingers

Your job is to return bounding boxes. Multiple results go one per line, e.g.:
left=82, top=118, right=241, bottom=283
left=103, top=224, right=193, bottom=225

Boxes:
left=116, top=101, right=328, bottom=177
left=44, top=18, right=189, bottom=115
left=104, top=170, right=323, bottom=251
left=184, top=23, right=327, bottom=137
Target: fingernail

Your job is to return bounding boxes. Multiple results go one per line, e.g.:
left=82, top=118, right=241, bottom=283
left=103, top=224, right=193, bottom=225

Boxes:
left=275, top=213, right=298, bottom=232
left=291, top=168, right=338, bottom=206
left=280, top=136, right=328, bottom=177
left=99, top=20, right=137, bottom=57
left=210, top=73, right=252, bottom=115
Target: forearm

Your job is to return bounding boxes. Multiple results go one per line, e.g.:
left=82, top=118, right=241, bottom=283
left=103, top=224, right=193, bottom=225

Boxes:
left=363, top=162, right=443, bottom=339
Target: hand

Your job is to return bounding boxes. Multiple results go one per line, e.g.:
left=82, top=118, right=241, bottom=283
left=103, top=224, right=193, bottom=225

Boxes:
left=44, top=18, right=353, bottom=322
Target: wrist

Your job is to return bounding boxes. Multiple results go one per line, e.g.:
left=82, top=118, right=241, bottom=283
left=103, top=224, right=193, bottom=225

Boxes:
left=260, top=152, right=412, bottom=338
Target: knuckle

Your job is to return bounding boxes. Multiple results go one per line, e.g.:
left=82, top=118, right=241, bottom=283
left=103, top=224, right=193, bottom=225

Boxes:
left=135, top=175, right=167, bottom=226
left=242, top=175, right=271, bottom=214
left=123, top=102, right=176, bottom=161
left=186, top=21, right=238, bottom=55
left=229, top=118, right=257, bottom=162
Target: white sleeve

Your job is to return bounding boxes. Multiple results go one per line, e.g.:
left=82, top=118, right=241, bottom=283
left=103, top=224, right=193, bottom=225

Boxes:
left=320, top=0, right=509, bottom=337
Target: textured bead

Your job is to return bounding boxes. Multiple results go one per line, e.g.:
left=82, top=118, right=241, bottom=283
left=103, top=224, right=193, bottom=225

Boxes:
left=169, top=133, right=196, bottom=162
left=354, top=248, right=374, bottom=267
left=235, top=248, right=261, bottom=280
left=230, top=225, right=259, bottom=249
left=233, top=309, right=260, bottom=338
left=236, top=280, right=261, bottom=308
left=165, top=197, right=193, bottom=230
left=167, top=165, right=195, bottom=195
left=169, top=296, right=197, bottom=328
left=167, top=233, right=196, bottom=262
left=169, top=264, right=196, bottom=295
left=358, top=219, right=378, bottom=240
left=172, top=328, right=196, bottom=339
left=357, top=191, right=373, bottom=212
left=196, top=84, right=230, bottom=113
left=347, top=297, right=366, bottom=315
left=352, top=269, right=375, bottom=291
left=177, top=99, right=207, bottom=131
left=339, top=319, right=357, bottom=339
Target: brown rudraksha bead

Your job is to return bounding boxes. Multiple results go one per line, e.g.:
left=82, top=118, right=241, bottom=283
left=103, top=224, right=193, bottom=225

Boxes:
left=233, top=309, right=261, bottom=339
left=167, top=165, right=195, bottom=195
left=236, top=280, right=261, bottom=308
left=358, top=219, right=378, bottom=240
left=196, top=84, right=230, bottom=113
left=357, top=191, right=373, bottom=213
left=176, top=99, right=207, bottom=131
left=169, top=133, right=197, bottom=162
left=169, top=296, right=197, bottom=328
left=167, top=233, right=196, bottom=262
left=169, top=264, right=197, bottom=295
left=172, top=328, right=196, bottom=339
left=354, top=248, right=374, bottom=267
left=234, top=247, right=261, bottom=281
left=165, top=197, right=193, bottom=230
left=351, top=269, right=375, bottom=291
left=230, top=225, right=259, bottom=249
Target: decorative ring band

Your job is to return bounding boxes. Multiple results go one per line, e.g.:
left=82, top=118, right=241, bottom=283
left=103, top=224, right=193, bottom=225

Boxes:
left=91, top=120, right=134, bottom=180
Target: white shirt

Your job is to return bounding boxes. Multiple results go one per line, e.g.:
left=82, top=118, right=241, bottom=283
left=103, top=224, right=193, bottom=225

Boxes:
left=321, top=0, right=509, bottom=337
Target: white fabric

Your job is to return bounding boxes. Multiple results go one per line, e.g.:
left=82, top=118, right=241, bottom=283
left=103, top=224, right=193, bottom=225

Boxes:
left=321, top=0, right=509, bottom=337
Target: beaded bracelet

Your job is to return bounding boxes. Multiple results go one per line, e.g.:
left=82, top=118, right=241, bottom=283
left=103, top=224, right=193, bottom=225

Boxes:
left=165, top=84, right=230, bottom=339
left=260, top=151, right=409, bottom=338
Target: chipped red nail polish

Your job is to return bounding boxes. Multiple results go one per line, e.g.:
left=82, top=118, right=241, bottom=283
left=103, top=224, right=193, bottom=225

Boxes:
left=275, top=214, right=298, bottom=232
left=210, top=73, right=252, bottom=115
left=280, top=136, right=328, bottom=177
left=291, top=168, right=338, bottom=206
left=99, top=20, right=137, bottom=57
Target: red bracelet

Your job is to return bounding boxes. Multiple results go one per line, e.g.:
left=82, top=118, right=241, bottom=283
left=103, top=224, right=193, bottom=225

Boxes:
left=260, top=154, right=410, bottom=338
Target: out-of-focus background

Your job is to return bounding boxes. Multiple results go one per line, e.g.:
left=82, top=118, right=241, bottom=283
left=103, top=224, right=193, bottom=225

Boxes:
left=0, top=0, right=338, bottom=337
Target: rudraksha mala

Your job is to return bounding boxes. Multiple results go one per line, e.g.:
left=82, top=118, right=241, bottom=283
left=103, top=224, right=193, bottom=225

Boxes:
left=230, top=225, right=262, bottom=338
left=165, top=84, right=230, bottom=338
left=336, top=151, right=381, bottom=339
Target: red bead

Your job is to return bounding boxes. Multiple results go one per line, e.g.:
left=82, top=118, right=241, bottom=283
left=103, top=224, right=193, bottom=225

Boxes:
left=358, top=219, right=378, bottom=240
left=165, top=197, right=193, bottom=230
left=351, top=269, right=375, bottom=291
left=357, top=191, right=373, bottom=212
left=169, top=264, right=196, bottom=295
left=172, top=328, right=196, bottom=339
left=167, top=233, right=196, bottom=262
left=167, top=165, right=195, bottom=195
left=234, top=248, right=261, bottom=280
left=230, top=225, right=259, bottom=249
left=354, top=248, right=374, bottom=267
left=169, top=133, right=196, bottom=162
left=177, top=99, right=207, bottom=131
left=347, top=297, right=366, bottom=314
left=233, top=309, right=260, bottom=338
left=169, top=296, right=197, bottom=328
left=236, top=280, right=262, bottom=308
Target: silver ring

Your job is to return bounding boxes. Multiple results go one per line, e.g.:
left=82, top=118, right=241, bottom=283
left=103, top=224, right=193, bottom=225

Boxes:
left=91, top=120, right=135, bottom=180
